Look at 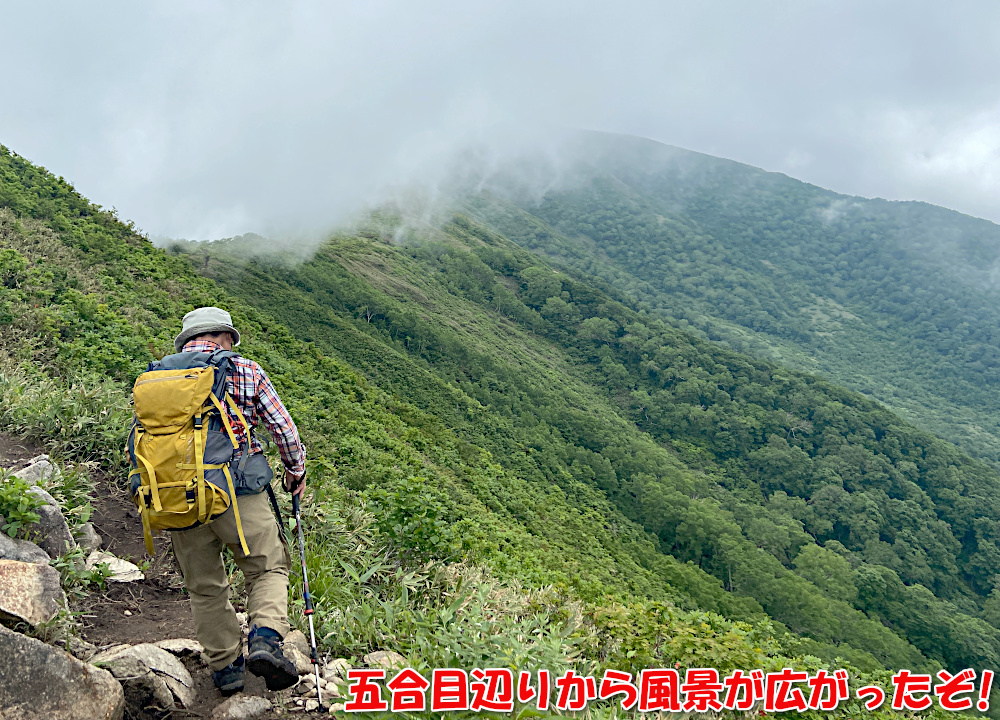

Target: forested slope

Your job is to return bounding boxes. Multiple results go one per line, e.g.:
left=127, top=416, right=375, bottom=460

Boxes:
left=177, top=205, right=1000, bottom=677
left=3, top=140, right=1000, bottom=717
left=465, top=132, right=1000, bottom=467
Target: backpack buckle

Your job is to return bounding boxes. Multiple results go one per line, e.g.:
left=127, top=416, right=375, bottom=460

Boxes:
left=194, top=415, right=203, bottom=429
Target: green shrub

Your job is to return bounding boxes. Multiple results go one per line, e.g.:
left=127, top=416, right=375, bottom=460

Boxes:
left=0, top=364, right=129, bottom=470
left=0, top=471, right=42, bottom=538
left=366, top=475, right=459, bottom=563
left=50, top=546, right=111, bottom=600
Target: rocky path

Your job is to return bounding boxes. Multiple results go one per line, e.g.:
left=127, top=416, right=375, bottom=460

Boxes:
left=0, top=437, right=352, bottom=719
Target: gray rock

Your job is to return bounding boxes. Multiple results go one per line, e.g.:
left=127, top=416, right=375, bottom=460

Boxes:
left=286, top=644, right=314, bottom=676
left=296, top=671, right=341, bottom=698
left=24, top=485, right=76, bottom=558
left=154, top=637, right=204, bottom=659
left=283, top=629, right=316, bottom=675
left=91, top=643, right=195, bottom=710
left=211, top=695, right=272, bottom=720
left=0, top=533, right=50, bottom=564
left=66, top=636, right=98, bottom=661
left=11, top=455, right=60, bottom=485
left=363, top=650, right=406, bottom=669
left=0, top=559, right=65, bottom=626
left=74, top=522, right=102, bottom=553
left=296, top=675, right=315, bottom=695
left=85, top=550, right=144, bottom=583
left=52, top=636, right=99, bottom=662
left=24, top=485, right=57, bottom=506
left=0, top=623, right=124, bottom=720
left=284, top=629, right=310, bottom=656
left=323, top=658, right=351, bottom=680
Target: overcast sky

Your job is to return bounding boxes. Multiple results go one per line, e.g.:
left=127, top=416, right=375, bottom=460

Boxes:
left=3, top=1, right=1000, bottom=240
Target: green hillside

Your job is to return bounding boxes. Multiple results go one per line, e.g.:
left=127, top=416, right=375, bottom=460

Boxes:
left=2, top=142, right=999, bottom=717
left=465, top=132, right=1000, bottom=467
left=176, top=209, right=1000, bottom=674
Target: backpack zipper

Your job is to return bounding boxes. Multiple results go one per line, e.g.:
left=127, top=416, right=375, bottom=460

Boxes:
left=136, top=373, right=200, bottom=387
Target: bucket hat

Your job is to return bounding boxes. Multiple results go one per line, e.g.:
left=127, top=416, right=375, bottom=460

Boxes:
left=174, top=306, right=241, bottom=352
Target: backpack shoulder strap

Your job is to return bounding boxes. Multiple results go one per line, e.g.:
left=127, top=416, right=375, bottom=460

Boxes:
left=206, top=348, right=238, bottom=363
left=203, top=350, right=239, bottom=405
left=205, top=349, right=239, bottom=373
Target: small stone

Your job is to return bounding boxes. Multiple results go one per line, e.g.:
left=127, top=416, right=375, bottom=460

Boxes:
left=363, top=650, right=406, bottom=670
left=12, top=455, right=60, bottom=484
left=303, top=687, right=318, bottom=698
left=286, top=644, right=313, bottom=676
left=212, top=694, right=273, bottom=720
left=284, top=629, right=310, bottom=652
left=74, top=522, right=103, bottom=553
left=296, top=698, right=304, bottom=706
left=87, top=550, right=144, bottom=582
left=305, top=699, right=319, bottom=712
left=236, top=612, right=249, bottom=629
left=123, top=610, right=132, bottom=616
left=329, top=702, right=347, bottom=714
left=301, top=673, right=316, bottom=687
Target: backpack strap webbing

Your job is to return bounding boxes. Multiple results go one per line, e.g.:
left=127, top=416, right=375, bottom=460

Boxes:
left=140, top=502, right=154, bottom=555
left=208, top=391, right=251, bottom=556
left=224, top=394, right=251, bottom=434
left=197, top=410, right=216, bottom=524
left=223, top=463, right=250, bottom=556
left=128, top=422, right=158, bottom=555
left=210, top=394, right=241, bottom=449
left=132, top=426, right=161, bottom=511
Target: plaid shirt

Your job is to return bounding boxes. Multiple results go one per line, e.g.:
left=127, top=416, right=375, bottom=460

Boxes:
left=182, top=339, right=306, bottom=476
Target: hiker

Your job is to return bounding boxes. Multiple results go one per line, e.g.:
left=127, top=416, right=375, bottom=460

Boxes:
left=129, top=307, right=307, bottom=696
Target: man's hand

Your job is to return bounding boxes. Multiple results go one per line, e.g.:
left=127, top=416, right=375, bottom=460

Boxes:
left=283, top=469, right=306, bottom=498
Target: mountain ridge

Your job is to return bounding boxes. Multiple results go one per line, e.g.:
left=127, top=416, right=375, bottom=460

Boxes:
left=461, top=132, right=1000, bottom=466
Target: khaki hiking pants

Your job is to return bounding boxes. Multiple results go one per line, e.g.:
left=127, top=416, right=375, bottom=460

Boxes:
left=170, top=491, right=291, bottom=670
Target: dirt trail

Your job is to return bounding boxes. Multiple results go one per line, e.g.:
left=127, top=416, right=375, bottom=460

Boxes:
left=1, top=437, right=324, bottom=718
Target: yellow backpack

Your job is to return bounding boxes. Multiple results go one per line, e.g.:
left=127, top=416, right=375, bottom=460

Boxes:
left=127, top=350, right=249, bottom=556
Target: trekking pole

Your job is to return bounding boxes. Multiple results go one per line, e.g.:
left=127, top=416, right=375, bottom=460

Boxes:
left=293, top=488, right=324, bottom=709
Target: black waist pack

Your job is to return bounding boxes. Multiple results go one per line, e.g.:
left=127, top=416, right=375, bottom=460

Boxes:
left=233, top=452, right=275, bottom=496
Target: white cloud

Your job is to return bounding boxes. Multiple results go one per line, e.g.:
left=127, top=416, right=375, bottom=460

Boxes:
left=3, top=0, right=1000, bottom=237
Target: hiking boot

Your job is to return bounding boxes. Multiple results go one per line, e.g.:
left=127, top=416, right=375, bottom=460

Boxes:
left=246, top=626, right=298, bottom=691
left=212, top=655, right=245, bottom=696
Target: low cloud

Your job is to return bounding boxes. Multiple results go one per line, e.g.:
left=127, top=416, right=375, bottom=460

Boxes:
left=3, top=1, right=1000, bottom=242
